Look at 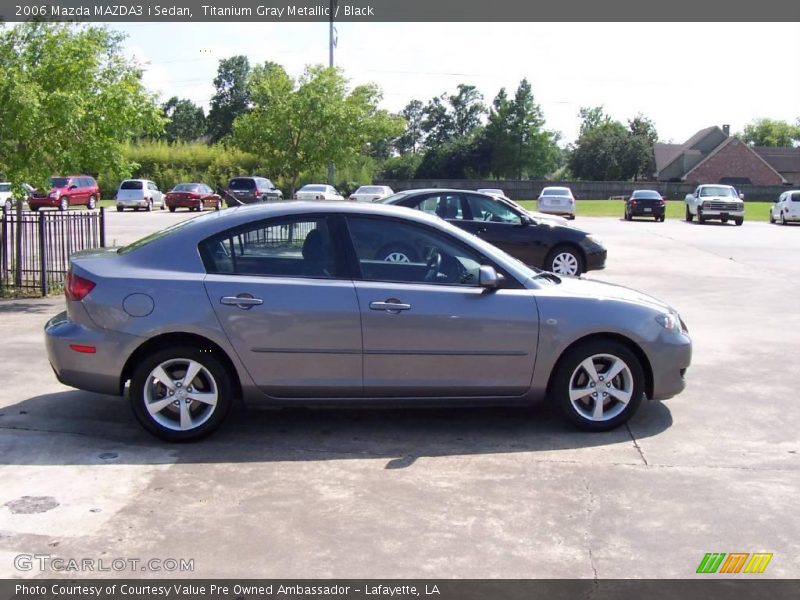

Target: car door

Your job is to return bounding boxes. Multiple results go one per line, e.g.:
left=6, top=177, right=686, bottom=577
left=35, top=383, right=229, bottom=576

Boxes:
left=202, top=214, right=363, bottom=398
left=460, top=193, right=549, bottom=268
left=344, top=215, right=539, bottom=398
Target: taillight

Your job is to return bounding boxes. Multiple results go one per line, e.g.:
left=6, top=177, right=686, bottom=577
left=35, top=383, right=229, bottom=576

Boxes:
left=65, top=271, right=95, bottom=301
left=659, top=200, right=665, bottom=206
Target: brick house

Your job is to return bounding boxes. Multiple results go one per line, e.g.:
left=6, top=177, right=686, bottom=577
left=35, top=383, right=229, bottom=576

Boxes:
left=654, top=125, right=788, bottom=186
left=752, top=147, right=800, bottom=185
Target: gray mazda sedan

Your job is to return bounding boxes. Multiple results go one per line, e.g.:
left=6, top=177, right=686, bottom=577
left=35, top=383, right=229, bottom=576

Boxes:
left=45, top=202, right=691, bottom=441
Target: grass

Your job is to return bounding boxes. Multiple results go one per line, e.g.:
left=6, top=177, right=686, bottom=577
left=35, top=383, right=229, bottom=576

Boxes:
left=518, top=199, right=773, bottom=222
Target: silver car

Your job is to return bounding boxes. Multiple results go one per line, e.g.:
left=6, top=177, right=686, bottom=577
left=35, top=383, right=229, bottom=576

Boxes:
left=116, top=179, right=165, bottom=212
left=45, top=202, right=691, bottom=441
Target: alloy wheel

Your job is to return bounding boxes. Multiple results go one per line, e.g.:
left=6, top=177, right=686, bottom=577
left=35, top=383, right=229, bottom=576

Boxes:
left=568, top=353, right=634, bottom=422
left=143, top=358, right=219, bottom=432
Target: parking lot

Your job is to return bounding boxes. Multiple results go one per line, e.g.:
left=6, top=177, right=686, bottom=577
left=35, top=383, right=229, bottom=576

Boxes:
left=1, top=210, right=799, bottom=578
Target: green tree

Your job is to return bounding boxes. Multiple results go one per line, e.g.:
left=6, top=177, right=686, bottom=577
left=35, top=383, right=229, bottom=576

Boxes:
left=162, top=97, right=206, bottom=143
left=421, top=95, right=455, bottom=148
left=0, top=23, right=162, bottom=192
left=578, top=106, right=611, bottom=136
left=232, top=64, right=403, bottom=193
left=448, top=84, right=486, bottom=137
left=396, top=100, right=425, bottom=154
left=207, top=55, right=251, bottom=143
left=740, top=118, right=800, bottom=147
left=625, top=114, right=658, bottom=180
left=569, top=120, right=631, bottom=180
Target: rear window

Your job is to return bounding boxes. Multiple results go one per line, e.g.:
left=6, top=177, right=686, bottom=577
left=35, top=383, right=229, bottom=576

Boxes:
left=0, top=183, right=11, bottom=192
left=632, top=190, right=661, bottom=199
left=173, top=183, right=200, bottom=192
left=120, top=181, right=143, bottom=190
left=542, top=188, right=571, bottom=196
left=791, top=192, right=800, bottom=202
left=356, top=186, right=384, bottom=194
left=228, top=178, right=256, bottom=190
left=300, top=185, right=327, bottom=192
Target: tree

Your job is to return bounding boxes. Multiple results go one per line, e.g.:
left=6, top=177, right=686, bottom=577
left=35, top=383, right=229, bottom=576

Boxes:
left=569, top=120, right=631, bottom=180
left=162, top=97, right=206, bottom=143
left=482, top=79, right=559, bottom=179
left=625, top=114, right=658, bottom=180
left=578, top=106, right=611, bottom=136
left=395, top=100, right=425, bottom=154
left=740, top=118, right=800, bottom=147
left=232, top=64, right=404, bottom=193
left=207, top=55, right=251, bottom=143
left=421, top=95, right=455, bottom=148
left=0, top=23, right=163, bottom=192
left=448, top=84, right=486, bottom=138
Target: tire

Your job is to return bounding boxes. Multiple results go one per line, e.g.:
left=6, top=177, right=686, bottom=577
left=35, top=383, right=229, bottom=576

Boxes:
left=546, top=245, right=584, bottom=276
left=4, top=199, right=11, bottom=211
left=685, top=205, right=693, bottom=222
left=376, top=243, right=419, bottom=263
left=769, top=211, right=775, bottom=224
left=59, top=197, right=69, bottom=212
left=215, top=199, right=222, bottom=211
left=568, top=214, right=576, bottom=220
left=781, top=214, right=787, bottom=226
left=146, top=199, right=153, bottom=212
left=734, top=217, right=744, bottom=226
left=134, top=207, right=140, bottom=212
left=697, top=207, right=706, bottom=224
left=551, top=339, right=645, bottom=432
left=30, top=206, right=39, bottom=212
left=624, top=210, right=631, bottom=221
left=197, top=200, right=204, bottom=212
left=129, top=345, right=233, bottom=442
left=87, top=195, right=96, bottom=210
left=168, top=206, right=176, bottom=213
left=659, top=215, right=666, bottom=222
left=116, top=206, right=124, bottom=212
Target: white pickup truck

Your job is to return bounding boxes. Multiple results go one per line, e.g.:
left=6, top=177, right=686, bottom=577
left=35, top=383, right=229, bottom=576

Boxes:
left=685, top=184, right=745, bottom=226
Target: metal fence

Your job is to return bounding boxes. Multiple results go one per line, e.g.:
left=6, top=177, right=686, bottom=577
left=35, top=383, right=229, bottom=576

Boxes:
left=0, top=206, right=106, bottom=296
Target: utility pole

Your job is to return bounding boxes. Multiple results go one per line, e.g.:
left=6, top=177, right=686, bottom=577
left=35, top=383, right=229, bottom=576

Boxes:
left=327, top=0, right=337, bottom=185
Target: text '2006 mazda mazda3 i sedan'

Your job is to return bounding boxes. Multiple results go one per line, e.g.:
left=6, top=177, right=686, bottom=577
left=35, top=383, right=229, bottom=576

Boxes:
left=45, top=202, right=691, bottom=441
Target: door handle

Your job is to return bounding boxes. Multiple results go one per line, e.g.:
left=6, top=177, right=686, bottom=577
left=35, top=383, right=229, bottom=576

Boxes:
left=369, top=300, right=411, bottom=313
left=221, top=295, right=263, bottom=309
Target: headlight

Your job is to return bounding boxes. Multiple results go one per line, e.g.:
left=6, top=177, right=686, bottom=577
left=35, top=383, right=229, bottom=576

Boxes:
left=48, top=191, right=59, bottom=198
left=656, top=313, right=687, bottom=333
left=584, top=234, right=604, bottom=247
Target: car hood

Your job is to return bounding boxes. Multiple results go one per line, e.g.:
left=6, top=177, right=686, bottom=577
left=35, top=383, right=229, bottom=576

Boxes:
left=700, top=196, right=740, bottom=202
left=547, top=275, right=674, bottom=312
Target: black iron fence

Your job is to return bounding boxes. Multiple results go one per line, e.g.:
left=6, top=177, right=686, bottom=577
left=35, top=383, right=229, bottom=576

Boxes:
left=0, top=206, right=106, bottom=297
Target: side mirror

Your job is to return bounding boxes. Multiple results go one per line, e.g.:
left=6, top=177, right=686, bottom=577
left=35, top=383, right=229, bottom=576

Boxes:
left=520, top=214, right=533, bottom=226
left=479, top=265, right=503, bottom=289
left=739, top=193, right=744, bottom=200
left=685, top=194, right=694, bottom=202
left=69, top=184, right=77, bottom=190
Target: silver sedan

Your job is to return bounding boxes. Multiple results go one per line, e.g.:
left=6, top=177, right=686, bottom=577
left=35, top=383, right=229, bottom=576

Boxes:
left=45, top=202, right=691, bottom=441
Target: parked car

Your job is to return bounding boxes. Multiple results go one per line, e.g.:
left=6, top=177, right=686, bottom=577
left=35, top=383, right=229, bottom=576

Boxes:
left=115, top=179, right=165, bottom=212
left=45, top=201, right=691, bottom=441
left=165, top=183, right=223, bottom=212
left=537, top=186, right=576, bottom=219
left=490, top=193, right=570, bottom=227
left=0, top=182, right=33, bottom=211
left=769, top=190, right=800, bottom=225
left=625, top=190, right=666, bottom=222
left=684, top=184, right=744, bottom=225
left=293, top=184, right=344, bottom=201
left=381, top=189, right=605, bottom=276
left=28, top=176, right=100, bottom=211
left=349, top=185, right=394, bottom=202
left=225, top=177, right=283, bottom=206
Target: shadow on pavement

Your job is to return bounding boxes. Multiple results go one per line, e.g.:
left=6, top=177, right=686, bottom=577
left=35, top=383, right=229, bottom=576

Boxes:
left=0, top=389, right=672, bottom=467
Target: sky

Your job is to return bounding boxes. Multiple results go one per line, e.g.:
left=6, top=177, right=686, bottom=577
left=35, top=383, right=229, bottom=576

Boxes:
left=116, top=22, right=800, bottom=146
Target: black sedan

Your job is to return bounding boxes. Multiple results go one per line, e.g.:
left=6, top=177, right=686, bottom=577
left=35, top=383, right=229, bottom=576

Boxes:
left=381, top=189, right=606, bottom=276
left=625, top=190, right=666, bottom=222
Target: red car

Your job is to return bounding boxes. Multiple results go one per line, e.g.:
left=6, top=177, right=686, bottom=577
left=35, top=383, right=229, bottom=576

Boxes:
left=164, top=183, right=223, bottom=212
left=28, top=176, right=100, bottom=211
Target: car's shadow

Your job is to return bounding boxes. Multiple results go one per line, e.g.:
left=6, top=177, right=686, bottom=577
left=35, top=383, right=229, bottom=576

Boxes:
left=0, top=390, right=672, bottom=467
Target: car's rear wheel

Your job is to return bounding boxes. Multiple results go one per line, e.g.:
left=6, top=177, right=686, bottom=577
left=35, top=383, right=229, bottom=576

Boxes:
left=377, top=243, right=419, bottom=263
left=551, top=340, right=644, bottom=431
left=624, top=210, right=631, bottom=221
left=87, top=195, right=96, bottom=210
left=685, top=206, right=693, bottom=222
left=146, top=199, right=153, bottom=212
left=116, top=206, right=123, bottom=212
left=168, top=206, right=176, bottom=213
left=59, top=197, right=69, bottom=211
left=546, top=245, right=583, bottom=276
left=130, top=346, right=233, bottom=442
left=781, top=213, right=787, bottom=226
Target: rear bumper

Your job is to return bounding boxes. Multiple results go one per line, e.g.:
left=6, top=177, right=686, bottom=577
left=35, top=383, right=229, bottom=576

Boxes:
left=166, top=198, right=199, bottom=208
left=45, top=311, right=138, bottom=396
left=116, top=198, right=149, bottom=208
left=538, top=205, right=575, bottom=216
left=629, top=206, right=665, bottom=217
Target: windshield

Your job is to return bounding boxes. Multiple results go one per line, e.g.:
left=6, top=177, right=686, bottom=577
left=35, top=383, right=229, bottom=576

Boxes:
left=173, top=183, right=200, bottom=192
left=700, top=186, right=737, bottom=197
left=0, top=183, right=10, bottom=193
left=120, top=181, right=143, bottom=190
left=541, top=188, right=571, bottom=197
left=50, top=177, right=69, bottom=187
left=378, top=191, right=413, bottom=204
left=356, top=186, right=384, bottom=194
left=300, top=185, right=326, bottom=192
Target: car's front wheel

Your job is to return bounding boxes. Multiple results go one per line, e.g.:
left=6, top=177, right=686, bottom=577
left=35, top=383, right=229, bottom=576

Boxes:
left=551, top=340, right=645, bottom=431
left=685, top=205, right=693, bottom=222
left=87, top=195, right=96, bottom=210
left=59, top=197, right=69, bottom=211
left=546, top=245, right=583, bottom=276
left=130, top=346, right=233, bottom=442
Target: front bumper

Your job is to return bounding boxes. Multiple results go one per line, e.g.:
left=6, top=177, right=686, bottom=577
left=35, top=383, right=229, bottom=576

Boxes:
left=647, top=331, right=692, bottom=400
left=28, top=197, right=59, bottom=208
left=45, top=311, right=139, bottom=396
